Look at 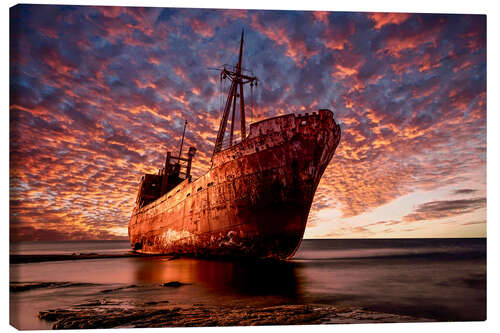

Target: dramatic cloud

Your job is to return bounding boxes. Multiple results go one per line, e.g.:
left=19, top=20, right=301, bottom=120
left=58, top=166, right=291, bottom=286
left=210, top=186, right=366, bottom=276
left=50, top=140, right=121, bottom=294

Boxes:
left=9, top=5, right=486, bottom=241
left=403, top=197, right=486, bottom=222
left=367, top=12, right=412, bottom=29
left=453, top=189, right=478, bottom=195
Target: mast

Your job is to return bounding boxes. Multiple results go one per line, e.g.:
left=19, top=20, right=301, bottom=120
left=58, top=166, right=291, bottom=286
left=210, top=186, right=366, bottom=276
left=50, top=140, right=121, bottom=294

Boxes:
left=178, top=120, right=187, bottom=160
left=240, top=80, right=246, bottom=139
left=212, top=30, right=257, bottom=159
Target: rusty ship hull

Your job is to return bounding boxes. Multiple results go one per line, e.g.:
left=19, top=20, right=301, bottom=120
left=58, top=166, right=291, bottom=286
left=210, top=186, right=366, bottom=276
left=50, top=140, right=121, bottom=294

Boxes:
left=129, top=109, right=341, bottom=259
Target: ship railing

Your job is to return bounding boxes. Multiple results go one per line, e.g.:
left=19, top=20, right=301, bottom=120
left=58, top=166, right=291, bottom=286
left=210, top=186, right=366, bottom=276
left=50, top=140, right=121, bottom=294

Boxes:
left=168, top=155, right=191, bottom=163
left=219, top=134, right=247, bottom=151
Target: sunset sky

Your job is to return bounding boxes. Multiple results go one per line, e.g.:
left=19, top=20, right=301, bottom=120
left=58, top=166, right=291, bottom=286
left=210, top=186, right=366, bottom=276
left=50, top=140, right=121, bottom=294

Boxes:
left=9, top=5, right=486, bottom=241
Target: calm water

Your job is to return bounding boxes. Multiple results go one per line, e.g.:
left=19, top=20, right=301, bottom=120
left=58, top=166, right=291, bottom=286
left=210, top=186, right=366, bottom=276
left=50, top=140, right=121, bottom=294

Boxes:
left=10, top=238, right=486, bottom=329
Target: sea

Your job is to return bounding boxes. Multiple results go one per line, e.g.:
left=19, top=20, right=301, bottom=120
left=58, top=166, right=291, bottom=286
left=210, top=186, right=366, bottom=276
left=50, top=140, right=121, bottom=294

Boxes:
left=9, top=238, right=486, bottom=330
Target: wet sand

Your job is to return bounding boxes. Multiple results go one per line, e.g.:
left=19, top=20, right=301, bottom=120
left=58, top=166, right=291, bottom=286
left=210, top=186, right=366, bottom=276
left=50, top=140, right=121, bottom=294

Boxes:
left=38, top=301, right=431, bottom=329
left=11, top=279, right=432, bottom=329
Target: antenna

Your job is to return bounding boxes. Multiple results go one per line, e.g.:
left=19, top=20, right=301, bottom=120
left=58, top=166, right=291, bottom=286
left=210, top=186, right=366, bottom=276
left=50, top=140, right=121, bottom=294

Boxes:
left=178, top=120, right=187, bottom=159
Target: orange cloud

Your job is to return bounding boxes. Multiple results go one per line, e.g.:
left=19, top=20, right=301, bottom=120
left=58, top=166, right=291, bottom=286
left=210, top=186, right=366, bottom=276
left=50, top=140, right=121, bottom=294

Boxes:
left=312, top=11, right=329, bottom=24
left=333, top=64, right=358, bottom=79
left=190, top=18, right=215, bottom=38
left=368, top=12, right=412, bottom=29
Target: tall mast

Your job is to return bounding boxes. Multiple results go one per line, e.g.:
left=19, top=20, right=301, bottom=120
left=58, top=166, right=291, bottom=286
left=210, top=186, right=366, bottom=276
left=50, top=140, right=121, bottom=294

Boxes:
left=237, top=30, right=244, bottom=71
left=212, top=30, right=257, bottom=159
left=238, top=31, right=246, bottom=139
left=178, top=120, right=187, bottom=159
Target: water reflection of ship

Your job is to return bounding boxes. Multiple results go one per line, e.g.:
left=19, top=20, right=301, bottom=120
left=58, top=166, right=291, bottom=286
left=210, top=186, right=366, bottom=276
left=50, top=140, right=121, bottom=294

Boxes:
left=133, top=258, right=302, bottom=300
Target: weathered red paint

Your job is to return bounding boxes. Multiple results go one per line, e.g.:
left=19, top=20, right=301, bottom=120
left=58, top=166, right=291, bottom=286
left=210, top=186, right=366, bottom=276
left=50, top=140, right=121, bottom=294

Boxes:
left=128, top=109, right=341, bottom=259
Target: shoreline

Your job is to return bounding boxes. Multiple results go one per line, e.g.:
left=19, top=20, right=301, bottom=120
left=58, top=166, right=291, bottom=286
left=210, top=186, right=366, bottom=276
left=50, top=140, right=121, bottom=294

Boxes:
left=10, top=252, right=175, bottom=264
left=10, top=280, right=436, bottom=329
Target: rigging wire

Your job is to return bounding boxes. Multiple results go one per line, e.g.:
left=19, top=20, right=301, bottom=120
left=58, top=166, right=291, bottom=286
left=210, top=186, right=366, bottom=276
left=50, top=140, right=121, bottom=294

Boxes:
left=219, top=73, right=223, bottom=115
left=250, top=82, right=254, bottom=128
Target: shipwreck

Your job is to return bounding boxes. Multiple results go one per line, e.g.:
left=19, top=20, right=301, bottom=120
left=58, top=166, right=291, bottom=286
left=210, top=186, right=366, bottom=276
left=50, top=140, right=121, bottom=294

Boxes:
left=128, top=31, right=341, bottom=259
